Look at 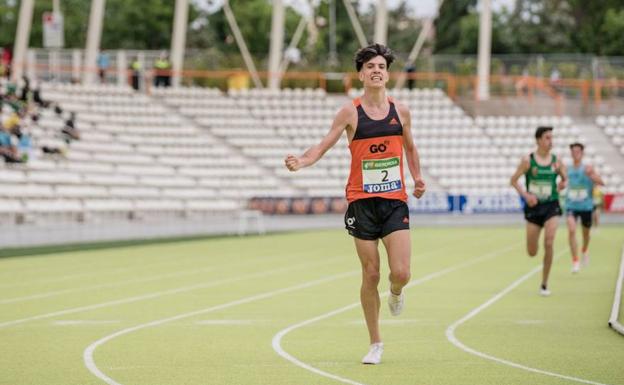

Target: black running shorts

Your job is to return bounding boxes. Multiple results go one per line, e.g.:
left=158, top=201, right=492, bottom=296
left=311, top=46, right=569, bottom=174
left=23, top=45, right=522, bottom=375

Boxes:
left=567, top=209, right=593, bottom=228
left=344, top=197, right=410, bottom=240
left=524, top=200, right=562, bottom=227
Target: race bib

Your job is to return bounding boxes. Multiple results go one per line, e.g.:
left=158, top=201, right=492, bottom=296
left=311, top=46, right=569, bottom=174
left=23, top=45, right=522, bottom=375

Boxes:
left=568, top=187, right=588, bottom=201
left=362, top=157, right=402, bottom=193
left=528, top=181, right=552, bottom=200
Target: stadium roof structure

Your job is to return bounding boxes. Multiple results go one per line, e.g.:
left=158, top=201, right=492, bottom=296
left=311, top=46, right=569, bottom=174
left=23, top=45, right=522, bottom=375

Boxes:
left=11, top=0, right=494, bottom=98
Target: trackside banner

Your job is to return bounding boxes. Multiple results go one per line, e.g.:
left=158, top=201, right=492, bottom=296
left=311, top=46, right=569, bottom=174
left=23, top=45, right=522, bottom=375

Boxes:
left=604, top=193, right=624, bottom=213
left=248, top=193, right=525, bottom=215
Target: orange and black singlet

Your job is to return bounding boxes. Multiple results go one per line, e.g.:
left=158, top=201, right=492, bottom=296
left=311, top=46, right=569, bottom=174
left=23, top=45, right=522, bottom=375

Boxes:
left=345, top=97, right=407, bottom=203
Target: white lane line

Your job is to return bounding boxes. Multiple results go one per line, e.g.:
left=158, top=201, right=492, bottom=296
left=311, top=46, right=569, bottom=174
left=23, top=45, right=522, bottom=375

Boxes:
left=608, top=246, right=624, bottom=335
left=195, top=319, right=258, bottom=325
left=0, top=257, right=193, bottom=289
left=272, top=243, right=521, bottom=385
left=0, top=267, right=214, bottom=305
left=0, top=268, right=131, bottom=290
left=53, top=320, right=121, bottom=326
left=0, top=258, right=338, bottom=329
left=446, top=249, right=614, bottom=385
left=83, top=270, right=360, bottom=385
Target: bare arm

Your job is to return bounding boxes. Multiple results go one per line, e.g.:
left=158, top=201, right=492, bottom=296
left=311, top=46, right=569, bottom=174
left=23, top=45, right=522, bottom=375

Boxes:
left=586, top=165, right=605, bottom=186
left=556, top=157, right=568, bottom=191
left=284, top=104, right=354, bottom=171
left=510, top=156, right=537, bottom=207
left=397, top=102, right=425, bottom=198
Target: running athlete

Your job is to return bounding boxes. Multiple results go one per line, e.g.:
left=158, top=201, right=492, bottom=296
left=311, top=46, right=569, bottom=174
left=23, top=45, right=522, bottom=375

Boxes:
left=285, top=44, right=425, bottom=365
left=510, top=126, right=567, bottom=296
left=565, top=143, right=604, bottom=272
left=592, top=185, right=604, bottom=229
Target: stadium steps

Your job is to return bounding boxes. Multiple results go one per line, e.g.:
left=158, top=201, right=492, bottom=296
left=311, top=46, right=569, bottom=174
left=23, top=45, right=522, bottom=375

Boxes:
left=148, top=91, right=304, bottom=197
left=577, top=119, right=624, bottom=183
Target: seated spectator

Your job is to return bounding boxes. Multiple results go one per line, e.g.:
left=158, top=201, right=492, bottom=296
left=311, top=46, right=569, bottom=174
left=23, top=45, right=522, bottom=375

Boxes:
left=61, top=112, right=80, bottom=142
left=0, top=124, right=22, bottom=163
left=33, top=84, right=50, bottom=108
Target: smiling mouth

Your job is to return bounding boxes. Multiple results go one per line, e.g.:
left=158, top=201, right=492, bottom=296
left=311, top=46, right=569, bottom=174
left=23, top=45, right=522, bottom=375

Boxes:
left=371, top=76, right=382, bottom=81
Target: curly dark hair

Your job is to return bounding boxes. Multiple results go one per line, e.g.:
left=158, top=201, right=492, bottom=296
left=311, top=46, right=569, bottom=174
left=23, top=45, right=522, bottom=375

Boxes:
left=535, top=126, right=553, bottom=139
left=354, top=44, right=395, bottom=72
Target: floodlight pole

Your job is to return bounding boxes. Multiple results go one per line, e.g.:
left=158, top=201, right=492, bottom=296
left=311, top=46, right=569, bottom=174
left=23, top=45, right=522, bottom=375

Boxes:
left=171, top=0, right=189, bottom=88
left=477, top=0, right=492, bottom=101
left=83, top=0, right=106, bottom=84
left=223, top=0, right=263, bottom=88
left=342, top=0, right=367, bottom=48
left=393, top=19, right=433, bottom=89
left=393, top=0, right=445, bottom=89
left=278, top=16, right=307, bottom=78
left=268, top=0, right=285, bottom=89
left=11, top=0, right=34, bottom=82
left=328, top=0, right=338, bottom=66
left=374, top=0, right=388, bottom=45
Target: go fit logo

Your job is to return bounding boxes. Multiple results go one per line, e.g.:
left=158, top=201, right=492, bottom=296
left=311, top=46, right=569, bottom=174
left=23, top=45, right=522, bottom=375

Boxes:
left=369, top=140, right=390, bottom=153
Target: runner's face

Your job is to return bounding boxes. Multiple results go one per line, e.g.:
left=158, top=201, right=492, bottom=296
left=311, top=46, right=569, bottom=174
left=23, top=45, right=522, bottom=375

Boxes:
left=537, top=131, right=552, bottom=152
left=359, top=56, right=389, bottom=88
left=570, top=146, right=583, bottom=162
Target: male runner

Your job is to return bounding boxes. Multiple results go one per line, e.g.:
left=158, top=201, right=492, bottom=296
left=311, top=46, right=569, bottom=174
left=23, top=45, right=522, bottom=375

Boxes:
left=285, top=44, right=425, bottom=365
left=565, top=143, right=604, bottom=272
left=510, top=126, right=567, bottom=296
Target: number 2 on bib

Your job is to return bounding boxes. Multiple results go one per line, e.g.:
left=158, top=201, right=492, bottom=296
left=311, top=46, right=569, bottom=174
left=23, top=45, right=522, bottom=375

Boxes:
left=362, top=157, right=402, bottom=193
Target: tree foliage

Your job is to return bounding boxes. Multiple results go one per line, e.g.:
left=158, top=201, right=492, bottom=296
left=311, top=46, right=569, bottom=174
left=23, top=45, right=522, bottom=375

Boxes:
left=1, top=0, right=623, bottom=58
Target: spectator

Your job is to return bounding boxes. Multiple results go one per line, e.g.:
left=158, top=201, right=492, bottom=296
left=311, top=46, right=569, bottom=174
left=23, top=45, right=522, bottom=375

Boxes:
left=97, top=52, right=110, bottom=84
left=1, top=46, right=11, bottom=79
left=129, top=57, right=142, bottom=91
left=0, top=122, right=22, bottom=163
left=515, top=67, right=530, bottom=97
left=404, top=64, right=415, bottom=90
left=153, top=52, right=171, bottom=88
left=19, top=76, right=30, bottom=102
left=549, top=67, right=562, bottom=94
left=32, top=81, right=51, bottom=108
left=61, top=112, right=80, bottom=143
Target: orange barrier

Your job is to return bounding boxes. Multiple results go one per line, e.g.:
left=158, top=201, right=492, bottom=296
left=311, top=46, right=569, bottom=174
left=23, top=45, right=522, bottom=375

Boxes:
left=8, top=61, right=624, bottom=106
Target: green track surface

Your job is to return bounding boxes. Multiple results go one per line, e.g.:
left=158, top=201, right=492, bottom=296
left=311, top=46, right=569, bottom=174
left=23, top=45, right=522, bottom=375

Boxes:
left=1, top=226, right=623, bottom=385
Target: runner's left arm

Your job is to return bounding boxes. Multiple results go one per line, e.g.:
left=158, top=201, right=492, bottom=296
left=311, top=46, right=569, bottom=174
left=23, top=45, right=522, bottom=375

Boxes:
left=585, top=165, right=605, bottom=186
left=397, top=102, right=425, bottom=198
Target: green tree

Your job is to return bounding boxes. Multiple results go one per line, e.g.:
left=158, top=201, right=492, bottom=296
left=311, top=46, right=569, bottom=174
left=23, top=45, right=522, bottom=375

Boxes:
left=566, top=0, right=624, bottom=54
left=600, top=8, right=624, bottom=56
left=433, top=0, right=477, bottom=54
left=1, top=0, right=201, bottom=50
left=507, top=0, right=575, bottom=53
left=0, top=0, right=18, bottom=49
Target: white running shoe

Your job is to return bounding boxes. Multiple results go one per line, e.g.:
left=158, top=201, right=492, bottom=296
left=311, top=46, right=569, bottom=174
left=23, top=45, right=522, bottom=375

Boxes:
left=540, top=285, right=551, bottom=297
left=388, top=291, right=404, bottom=316
left=582, top=253, right=590, bottom=267
left=572, top=261, right=580, bottom=273
left=361, top=343, right=384, bottom=365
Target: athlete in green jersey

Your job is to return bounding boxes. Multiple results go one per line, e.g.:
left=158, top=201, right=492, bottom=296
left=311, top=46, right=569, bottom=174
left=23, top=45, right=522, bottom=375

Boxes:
left=511, top=126, right=568, bottom=296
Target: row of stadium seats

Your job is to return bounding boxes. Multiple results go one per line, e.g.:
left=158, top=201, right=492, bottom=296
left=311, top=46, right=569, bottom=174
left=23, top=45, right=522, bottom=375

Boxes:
left=2, top=83, right=623, bottom=224
left=596, top=115, right=624, bottom=158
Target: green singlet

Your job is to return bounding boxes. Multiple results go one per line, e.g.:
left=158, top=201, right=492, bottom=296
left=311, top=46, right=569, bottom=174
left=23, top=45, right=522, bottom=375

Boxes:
left=525, top=153, right=559, bottom=203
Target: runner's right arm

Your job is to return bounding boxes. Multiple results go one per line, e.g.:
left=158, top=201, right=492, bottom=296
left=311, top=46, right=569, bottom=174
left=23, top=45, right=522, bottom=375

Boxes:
left=284, top=104, right=354, bottom=172
left=510, top=156, right=538, bottom=207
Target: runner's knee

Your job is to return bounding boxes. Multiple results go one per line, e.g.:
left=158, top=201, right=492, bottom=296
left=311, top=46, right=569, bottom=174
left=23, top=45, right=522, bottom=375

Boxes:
left=390, top=269, right=410, bottom=286
left=527, top=242, right=538, bottom=257
left=362, top=268, right=380, bottom=286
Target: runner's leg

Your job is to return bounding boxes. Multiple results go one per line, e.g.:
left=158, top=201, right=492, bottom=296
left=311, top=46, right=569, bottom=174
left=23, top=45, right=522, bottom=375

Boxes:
left=355, top=238, right=382, bottom=344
